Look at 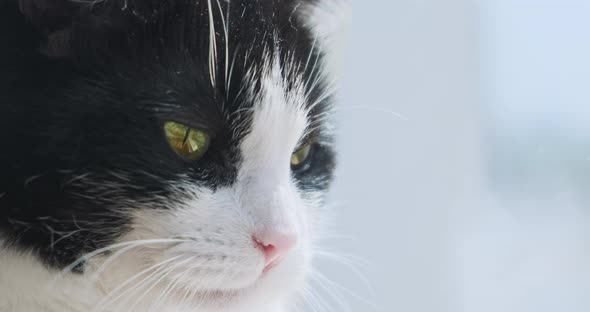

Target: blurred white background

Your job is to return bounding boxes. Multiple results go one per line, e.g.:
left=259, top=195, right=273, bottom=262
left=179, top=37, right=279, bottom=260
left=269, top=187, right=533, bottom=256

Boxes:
left=311, top=0, right=590, bottom=311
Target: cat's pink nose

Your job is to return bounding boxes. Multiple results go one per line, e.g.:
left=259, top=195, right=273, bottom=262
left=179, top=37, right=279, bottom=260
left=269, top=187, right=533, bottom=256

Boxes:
left=253, top=231, right=297, bottom=272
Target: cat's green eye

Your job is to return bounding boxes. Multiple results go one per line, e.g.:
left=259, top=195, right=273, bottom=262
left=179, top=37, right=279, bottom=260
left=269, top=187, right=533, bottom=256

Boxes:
left=291, top=144, right=312, bottom=168
left=164, top=121, right=210, bottom=161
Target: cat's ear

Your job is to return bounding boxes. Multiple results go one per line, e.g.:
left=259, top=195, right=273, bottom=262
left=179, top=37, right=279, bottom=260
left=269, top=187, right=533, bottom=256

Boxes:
left=299, top=0, right=351, bottom=79
left=18, top=0, right=80, bottom=58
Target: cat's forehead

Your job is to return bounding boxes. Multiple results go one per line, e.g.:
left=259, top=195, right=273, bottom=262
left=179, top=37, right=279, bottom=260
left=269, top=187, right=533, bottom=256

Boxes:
left=68, top=0, right=317, bottom=74
left=70, top=0, right=329, bottom=137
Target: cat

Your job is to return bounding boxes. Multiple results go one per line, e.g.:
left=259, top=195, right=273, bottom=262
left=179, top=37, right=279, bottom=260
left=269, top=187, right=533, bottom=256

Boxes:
left=0, top=0, right=348, bottom=311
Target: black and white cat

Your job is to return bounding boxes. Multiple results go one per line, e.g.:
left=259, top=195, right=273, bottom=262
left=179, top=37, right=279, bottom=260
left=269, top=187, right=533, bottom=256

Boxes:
left=0, top=0, right=348, bottom=311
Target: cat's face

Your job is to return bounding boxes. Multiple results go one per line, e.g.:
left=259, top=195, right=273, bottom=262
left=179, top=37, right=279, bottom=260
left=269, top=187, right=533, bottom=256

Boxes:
left=0, top=0, right=336, bottom=310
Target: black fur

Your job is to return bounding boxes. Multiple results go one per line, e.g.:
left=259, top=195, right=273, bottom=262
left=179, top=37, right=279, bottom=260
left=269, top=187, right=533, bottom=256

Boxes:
left=0, top=0, right=334, bottom=270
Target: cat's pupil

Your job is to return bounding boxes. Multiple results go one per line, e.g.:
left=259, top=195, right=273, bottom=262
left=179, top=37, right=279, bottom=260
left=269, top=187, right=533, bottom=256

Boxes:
left=183, top=129, right=191, bottom=145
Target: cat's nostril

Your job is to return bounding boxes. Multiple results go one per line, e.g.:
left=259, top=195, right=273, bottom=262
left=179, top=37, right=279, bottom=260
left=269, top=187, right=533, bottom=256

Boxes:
left=253, top=231, right=297, bottom=272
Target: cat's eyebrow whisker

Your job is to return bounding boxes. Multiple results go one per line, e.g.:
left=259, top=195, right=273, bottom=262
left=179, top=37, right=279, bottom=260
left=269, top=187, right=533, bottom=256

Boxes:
left=305, top=66, right=331, bottom=102
left=226, top=43, right=241, bottom=98
left=303, top=47, right=324, bottom=95
left=306, top=85, right=338, bottom=115
left=304, top=34, right=319, bottom=73
left=207, top=0, right=218, bottom=88
left=215, top=0, right=230, bottom=100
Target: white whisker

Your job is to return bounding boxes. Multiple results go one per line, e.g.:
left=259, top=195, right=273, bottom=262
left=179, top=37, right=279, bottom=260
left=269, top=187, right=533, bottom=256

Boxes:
left=126, top=256, right=196, bottom=311
left=59, top=239, right=187, bottom=276
left=337, top=105, right=409, bottom=120
left=314, top=271, right=380, bottom=311
left=207, top=0, right=218, bottom=88
left=310, top=272, right=352, bottom=312
left=304, top=35, right=319, bottom=73
left=148, top=256, right=198, bottom=312
left=93, top=255, right=182, bottom=311
left=215, top=0, right=230, bottom=99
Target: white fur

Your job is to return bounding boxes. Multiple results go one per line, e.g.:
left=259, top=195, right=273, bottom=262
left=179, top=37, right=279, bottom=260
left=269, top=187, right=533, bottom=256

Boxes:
left=301, top=0, right=351, bottom=81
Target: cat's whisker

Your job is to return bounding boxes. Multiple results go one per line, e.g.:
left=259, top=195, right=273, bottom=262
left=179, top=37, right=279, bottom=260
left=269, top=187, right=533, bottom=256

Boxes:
left=313, top=250, right=372, bottom=268
left=184, top=275, right=214, bottom=311
left=303, top=47, right=323, bottom=94
left=309, top=271, right=353, bottom=312
left=227, top=43, right=241, bottom=98
left=304, top=34, right=318, bottom=73
left=314, top=270, right=381, bottom=311
left=93, top=255, right=183, bottom=312
left=60, top=238, right=187, bottom=277
left=305, top=67, right=332, bottom=104
left=299, top=288, right=319, bottom=312
left=335, top=105, right=409, bottom=121
left=90, top=242, right=162, bottom=281
left=301, top=285, right=331, bottom=312
left=177, top=285, right=193, bottom=309
left=148, top=257, right=198, bottom=312
left=314, top=232, right=357, bottom=241
left=313, top=251, right=376, bottom=303
left=114, top=265, right=179, bottom=311
left=309, top=85, right=337, bottom=110
left=197, top=261, right=239, bottom=307
left=185, top=283, right=201, bottom=309
left=125, top=256, right=196, bottom=311
left=159, top=256, right=227, bottom=310
left=215, top=0, right=230, bottom=100
left=207, top=0, right=218, bottom=88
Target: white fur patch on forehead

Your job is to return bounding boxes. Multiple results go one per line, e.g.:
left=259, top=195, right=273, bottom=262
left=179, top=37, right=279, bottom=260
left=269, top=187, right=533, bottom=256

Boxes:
left=239, top=53, right=309, bottom=176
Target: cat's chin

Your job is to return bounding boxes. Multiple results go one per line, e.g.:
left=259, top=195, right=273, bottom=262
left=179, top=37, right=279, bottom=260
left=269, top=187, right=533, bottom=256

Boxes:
left=191, top=263, right=303, bottom=301
left=151, top=278, right=295, bottom=311
left=164, top=254, right=308, bottom=311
